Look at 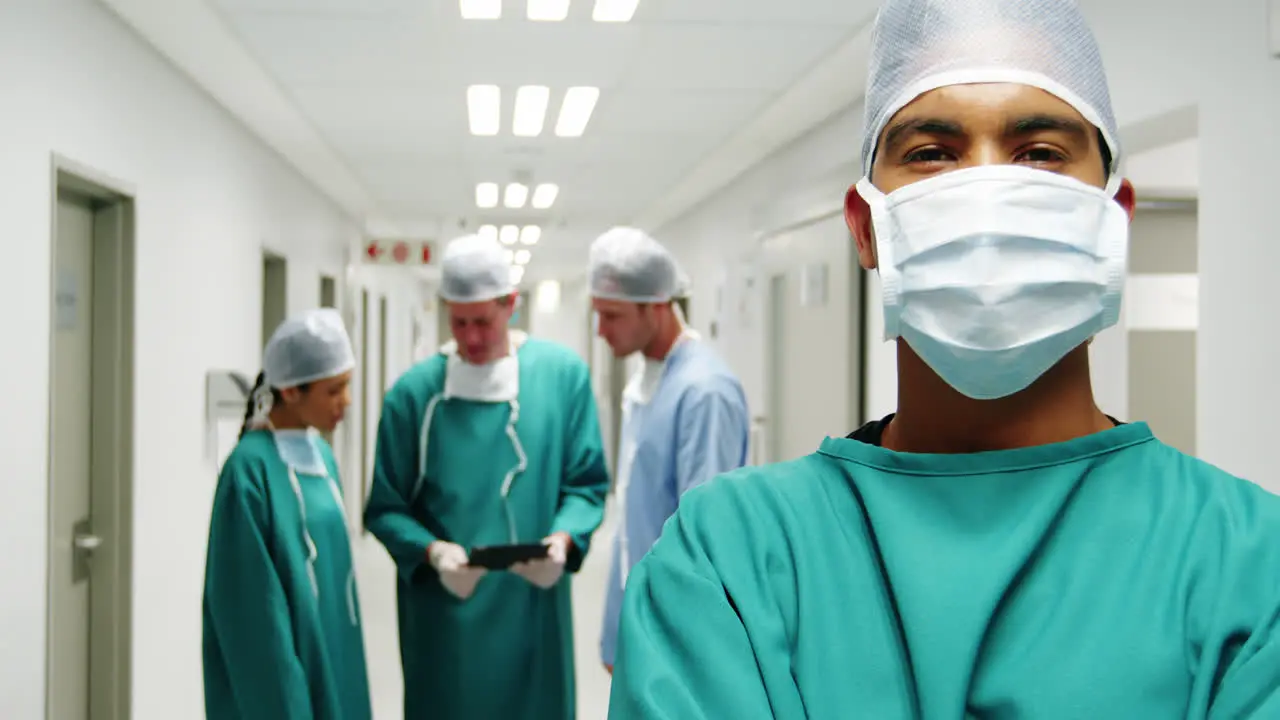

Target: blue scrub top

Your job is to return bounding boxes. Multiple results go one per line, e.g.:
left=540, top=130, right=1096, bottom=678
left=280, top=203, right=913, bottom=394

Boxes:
left=600, top=339, right=750, bottom=666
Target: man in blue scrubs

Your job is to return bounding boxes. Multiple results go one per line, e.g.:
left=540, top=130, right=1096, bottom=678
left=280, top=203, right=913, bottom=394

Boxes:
left=608, top=1, right=1280, bottom=717
left=588, top=227, right=750, bottom=674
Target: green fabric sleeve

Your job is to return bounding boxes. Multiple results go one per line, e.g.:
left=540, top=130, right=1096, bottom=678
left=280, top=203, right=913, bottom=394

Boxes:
left=607, top=488, right=779, bottom=719
left=550, top=360, right=610, bottom=573
left=364, top=388, right=439, bottom=584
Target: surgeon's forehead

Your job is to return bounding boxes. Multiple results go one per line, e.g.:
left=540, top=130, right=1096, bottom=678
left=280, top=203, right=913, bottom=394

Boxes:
left=876, top=83, right=1095, bottom=154
left=592, top=297, right=635, bottom=315
left=447, top=298, right=503, bottom=320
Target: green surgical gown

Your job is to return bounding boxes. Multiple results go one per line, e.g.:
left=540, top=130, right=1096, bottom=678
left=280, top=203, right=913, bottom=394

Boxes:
left=610, top=418, right=1280, bottom=719
left=364, top=337, right=610, bottom=720
left=203, top=430, right=372, bottom=720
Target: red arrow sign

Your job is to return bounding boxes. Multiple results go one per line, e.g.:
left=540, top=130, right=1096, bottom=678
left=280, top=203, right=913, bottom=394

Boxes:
left=421, top=244, right=432, bottom=264
left=365, top=241, right=382, bottom=260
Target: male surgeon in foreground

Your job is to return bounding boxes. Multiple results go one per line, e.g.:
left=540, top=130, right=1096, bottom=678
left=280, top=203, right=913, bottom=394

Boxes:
left=607, top=0, right=1280, bottom=717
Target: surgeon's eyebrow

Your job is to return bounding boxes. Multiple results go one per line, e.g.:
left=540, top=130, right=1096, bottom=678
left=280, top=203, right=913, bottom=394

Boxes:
left=1005, top=114, right=1091, bottom=142
left=880, top=118, right=965, bottom=155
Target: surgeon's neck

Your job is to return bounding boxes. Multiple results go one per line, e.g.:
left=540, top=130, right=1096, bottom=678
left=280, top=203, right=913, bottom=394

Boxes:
left=268, top=405, right=306, bottom=431
left=882, top=341, right=1113, bottom=454
left=642, top=308, right=683, bottom=361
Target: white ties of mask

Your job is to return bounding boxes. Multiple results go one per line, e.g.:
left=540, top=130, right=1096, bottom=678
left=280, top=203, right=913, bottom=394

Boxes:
left=273, top=428, right=328, bottom=476
left=272, top=426, right=359, bottom=626
left=859, top=164, right=1128, bottom=399
left=413, top=331, right=529, bottom=602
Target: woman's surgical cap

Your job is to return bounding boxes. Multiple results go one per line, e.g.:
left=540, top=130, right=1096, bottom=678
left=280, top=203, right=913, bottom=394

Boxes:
left=263, top=308, right=356, bottom=389
left=439, top=234, right=516, bottom=304
left=860, top=0, right=1121, bottom=177
left=588, top=227, right=681, bottom=303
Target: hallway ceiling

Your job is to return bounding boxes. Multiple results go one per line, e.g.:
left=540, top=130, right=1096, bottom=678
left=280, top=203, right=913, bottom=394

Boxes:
left=104, top=0, right=879, bottom=278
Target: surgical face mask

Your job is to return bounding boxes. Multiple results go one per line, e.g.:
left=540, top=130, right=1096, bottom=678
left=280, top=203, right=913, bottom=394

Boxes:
left=444, top=353, right=519, bottom=402
left=273, top=427, right=328, bottom=477
left=857, top=164, right=1129, bottom=400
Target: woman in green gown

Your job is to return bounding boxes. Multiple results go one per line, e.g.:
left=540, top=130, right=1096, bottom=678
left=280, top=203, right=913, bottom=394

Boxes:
left=203, top=308, right=372, bottom=720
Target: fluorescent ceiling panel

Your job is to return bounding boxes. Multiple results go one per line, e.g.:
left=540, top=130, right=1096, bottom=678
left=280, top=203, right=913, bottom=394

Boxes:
left=500, top=225, right=519, bottom=245
left=528, top=0, right=571, bottom=21
left=555, top=87, right=600, bottom=137
left=475, top=182, right=499, bottom=208
left=478, top=224, right=498, bottom=243
left=519, top=225, right=542, bottom=245
left=504, top=182, right=529, bottom=209
left=513, top=85, right=551, bottom=137
left=460, top=0, right=502, bottom=19
left=509, top=265, right=526, bottom=285
left=530, top=183, right=559, bottom=209
left=593, top=0, right=639, bottom=22
left=467, top=85, right=501, bottom=136
left=505, top=249, right=516, bottom=263
left=514, top=249, right=532, bottom=265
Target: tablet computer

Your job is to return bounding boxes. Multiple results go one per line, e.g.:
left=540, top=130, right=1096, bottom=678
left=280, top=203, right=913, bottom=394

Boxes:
left=467, top=543, right=549, bottom=570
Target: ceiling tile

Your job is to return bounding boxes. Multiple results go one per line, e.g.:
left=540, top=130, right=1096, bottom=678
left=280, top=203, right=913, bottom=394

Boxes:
left=620, top=24, right=851, bottom=91
left=640, top=0, right=879, bottom=25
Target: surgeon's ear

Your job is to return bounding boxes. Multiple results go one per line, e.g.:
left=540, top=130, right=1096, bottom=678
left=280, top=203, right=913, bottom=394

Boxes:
left=844, top=184, right=878, bottom=270
left=1114, top=179, right=1137, bottom=222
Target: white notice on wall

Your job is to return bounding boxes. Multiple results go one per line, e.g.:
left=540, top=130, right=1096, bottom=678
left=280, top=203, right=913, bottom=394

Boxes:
left=55, top=269, right=79, bottom=331
left=799, top=262, right=829, bottom=308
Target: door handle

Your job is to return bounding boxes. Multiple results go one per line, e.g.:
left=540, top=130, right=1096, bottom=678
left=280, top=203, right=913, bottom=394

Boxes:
left=71, top=518, right=101, bottom=583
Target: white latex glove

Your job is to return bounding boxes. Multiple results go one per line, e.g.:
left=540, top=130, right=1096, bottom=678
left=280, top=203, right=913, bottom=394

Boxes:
left=428, top=541, right=486, bottom=601
left=511, top=533, right=570, bottom=590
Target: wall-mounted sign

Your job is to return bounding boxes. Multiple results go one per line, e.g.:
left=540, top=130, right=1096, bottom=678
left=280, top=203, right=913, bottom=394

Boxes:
left=363, top=238, right=435, bottom=266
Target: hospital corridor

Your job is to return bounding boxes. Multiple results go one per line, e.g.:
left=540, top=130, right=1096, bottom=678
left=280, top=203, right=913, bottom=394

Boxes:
left=9, top=0, right=1280, bottom=718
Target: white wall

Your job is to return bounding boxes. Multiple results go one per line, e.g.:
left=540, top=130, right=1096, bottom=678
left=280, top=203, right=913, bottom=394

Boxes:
left=652, top=0, right=1280, bottom=492
left=0, top=1, right=417, bottom=717
left=529, top=277, right=592, bottom=362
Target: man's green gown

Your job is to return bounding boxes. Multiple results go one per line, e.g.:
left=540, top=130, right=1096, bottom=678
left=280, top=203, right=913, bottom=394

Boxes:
left=203, top=431, right=371, bottom=720
left=365, top=337, right=610, bottom=720
left=610, top=419, right=1280, bottom=719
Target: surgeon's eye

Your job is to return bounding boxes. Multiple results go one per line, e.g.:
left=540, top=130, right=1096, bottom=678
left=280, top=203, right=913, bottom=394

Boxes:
left=903, top=146, right=954, bottom=166
left=1015, top=146, right=1067, bottom=166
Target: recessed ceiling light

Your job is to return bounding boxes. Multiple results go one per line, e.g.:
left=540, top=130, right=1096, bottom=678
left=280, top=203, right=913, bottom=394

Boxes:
left=555, top=87, right=600, bottom=137
left=513, top=85, right=550, bottom=137
left=527, top=0, right=571, bottom=21
left=475, top=182, right=499, bottom=208
left=505, top=249, right=516, bottom=263
left=530, top=183, right=559, bottom=209
left=514, top=249, right=532, bottom=265
left=478, top=224, right=498, bottom=242
left=519, top=225, right=542, bottom=245
left=503, top=183, right=529, bottom=209
left=460, top=0, right=502, bottom=20
left=592, top=0, right=640, bottom=22
left=466, top=85, right=501, bottom=136
left=500, top=225, right=519, bottom=245
left=509, top=265, right=526, bottom=285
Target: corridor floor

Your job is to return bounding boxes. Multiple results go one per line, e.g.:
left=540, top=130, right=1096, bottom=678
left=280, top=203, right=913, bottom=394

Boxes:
left=355, top=502, right=618, bottom=719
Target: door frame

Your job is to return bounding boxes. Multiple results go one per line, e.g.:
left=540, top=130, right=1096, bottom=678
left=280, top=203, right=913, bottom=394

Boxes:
left=45, top=155, right=137, bottom=720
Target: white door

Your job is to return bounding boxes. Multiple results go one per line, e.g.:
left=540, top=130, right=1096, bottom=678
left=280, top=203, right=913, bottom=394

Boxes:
left=49, top=194, right=96, bottom=720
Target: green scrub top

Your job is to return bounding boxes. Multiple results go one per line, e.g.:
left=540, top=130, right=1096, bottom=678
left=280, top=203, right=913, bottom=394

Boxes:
left=609, top=418, right=1280, bottom=719
left=203, top=430, right=372, bottom=720
left=364, top=337, right=610, bottom=720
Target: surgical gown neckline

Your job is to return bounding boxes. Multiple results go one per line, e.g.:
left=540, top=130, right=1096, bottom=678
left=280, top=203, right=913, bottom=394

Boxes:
left=818, top=420, right=1155, bottom=476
